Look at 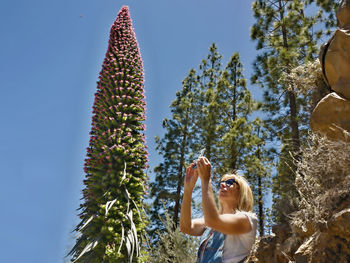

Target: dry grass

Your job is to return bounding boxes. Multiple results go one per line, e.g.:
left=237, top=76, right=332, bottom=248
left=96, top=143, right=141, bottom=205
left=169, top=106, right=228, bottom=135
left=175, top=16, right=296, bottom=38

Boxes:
left=292, top=134, right=350, bottom=236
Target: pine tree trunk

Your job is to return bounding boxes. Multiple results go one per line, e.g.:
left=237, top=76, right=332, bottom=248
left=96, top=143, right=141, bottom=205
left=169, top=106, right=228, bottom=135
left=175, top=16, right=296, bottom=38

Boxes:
left=288, top=89, right=301, bottom=160
left=258, top=174, right=264, bottom=236
left=173, top=130, right=188, bottom=228
left=279, top=0, right=301, bottom=163
left=256, top=144, right=265, bottom=236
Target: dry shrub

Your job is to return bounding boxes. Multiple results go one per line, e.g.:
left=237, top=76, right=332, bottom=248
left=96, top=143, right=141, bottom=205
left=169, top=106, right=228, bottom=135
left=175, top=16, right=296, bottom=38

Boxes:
left=292, top=134, right=350, bottom=236
left=281, top=61, right=323, bottom=94
left=280, top=60, right=330, bottom=112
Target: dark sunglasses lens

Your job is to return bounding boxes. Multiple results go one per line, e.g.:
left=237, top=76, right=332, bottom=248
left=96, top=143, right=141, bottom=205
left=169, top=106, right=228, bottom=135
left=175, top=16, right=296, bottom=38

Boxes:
left=226, top=179, right=235, bottom=186
left=218, top=179, right=236, bottom=188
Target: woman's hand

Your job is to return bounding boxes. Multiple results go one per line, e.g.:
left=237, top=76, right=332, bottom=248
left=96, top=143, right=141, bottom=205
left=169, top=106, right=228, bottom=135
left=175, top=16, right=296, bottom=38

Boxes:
left=197, top=157, right=211, bottom=182
left=184, top=163, right=199, bottom=192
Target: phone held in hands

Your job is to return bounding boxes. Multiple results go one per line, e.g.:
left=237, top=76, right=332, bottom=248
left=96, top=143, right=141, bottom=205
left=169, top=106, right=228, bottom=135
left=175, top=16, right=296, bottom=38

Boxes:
left=193, top=148, right=205, bottom=169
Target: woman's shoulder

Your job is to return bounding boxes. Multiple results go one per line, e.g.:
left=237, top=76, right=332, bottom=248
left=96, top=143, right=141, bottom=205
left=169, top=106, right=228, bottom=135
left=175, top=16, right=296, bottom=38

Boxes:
left=235, top=210, right=257, bottom=218
left=235, top=211, right=258, bottom=229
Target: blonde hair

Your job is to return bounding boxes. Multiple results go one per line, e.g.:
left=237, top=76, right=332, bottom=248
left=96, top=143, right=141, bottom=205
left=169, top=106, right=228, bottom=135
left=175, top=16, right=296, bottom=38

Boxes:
left=219, top=173, right=254, bottom=213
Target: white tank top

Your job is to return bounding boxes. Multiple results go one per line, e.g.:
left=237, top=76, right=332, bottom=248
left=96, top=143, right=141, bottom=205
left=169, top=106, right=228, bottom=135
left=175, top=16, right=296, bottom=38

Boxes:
left=222, top=211, right=258, bottom=263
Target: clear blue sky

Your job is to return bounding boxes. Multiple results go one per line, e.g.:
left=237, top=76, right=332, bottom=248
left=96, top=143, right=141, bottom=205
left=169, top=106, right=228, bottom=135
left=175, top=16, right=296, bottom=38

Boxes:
left=1, top=1, right=260, bottom=262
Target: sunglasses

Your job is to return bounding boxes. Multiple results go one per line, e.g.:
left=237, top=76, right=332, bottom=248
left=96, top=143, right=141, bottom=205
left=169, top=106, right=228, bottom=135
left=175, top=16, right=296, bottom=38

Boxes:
left=218, top=178, right=237, bottom=189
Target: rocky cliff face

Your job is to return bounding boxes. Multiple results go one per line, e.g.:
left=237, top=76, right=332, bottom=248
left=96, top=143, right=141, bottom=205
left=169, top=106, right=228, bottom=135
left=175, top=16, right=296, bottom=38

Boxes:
left=312, top=0, right=350, bottom=142
left=248, top=136, right=350, bottom=263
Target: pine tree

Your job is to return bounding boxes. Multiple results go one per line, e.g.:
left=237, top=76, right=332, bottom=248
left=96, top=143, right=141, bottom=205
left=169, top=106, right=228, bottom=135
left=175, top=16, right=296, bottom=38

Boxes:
left=150, top=69, right=197, bottom=238
left=150, top=45, right=224, bottom=238
left=68, top=6, right=148, bottom=262
left=215, top=53, right=271, bottom=235
left=215, top=53, right=257, bottom=174
left=194, top=43, right=223, bottom=166
left=243, top=124, right=273, bottom=236
left=250, top=0, right=337, bottom=222
left=310, top=0, right=338, bottom=30
left=150, top=45, right=270, bottom=238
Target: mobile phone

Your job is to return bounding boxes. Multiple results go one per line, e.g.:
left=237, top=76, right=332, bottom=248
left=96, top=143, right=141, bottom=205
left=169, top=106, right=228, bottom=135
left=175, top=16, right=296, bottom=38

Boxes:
left=193, top=148, right=205, bottom=169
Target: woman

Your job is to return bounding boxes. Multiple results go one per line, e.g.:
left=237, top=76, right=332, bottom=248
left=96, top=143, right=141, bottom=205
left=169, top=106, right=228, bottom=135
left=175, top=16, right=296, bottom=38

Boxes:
left=180, top=157, right=257, bottom=263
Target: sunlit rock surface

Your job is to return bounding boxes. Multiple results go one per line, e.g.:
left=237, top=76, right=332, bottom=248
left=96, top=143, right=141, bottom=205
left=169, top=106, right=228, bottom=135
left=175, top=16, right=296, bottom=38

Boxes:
left=310, top=92, right=350, bottom=142
left=312, top=0, right=350, bottom=141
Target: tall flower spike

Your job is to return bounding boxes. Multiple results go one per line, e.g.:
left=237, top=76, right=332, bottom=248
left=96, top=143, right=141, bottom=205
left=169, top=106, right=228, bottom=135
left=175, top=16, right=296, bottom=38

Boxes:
left=68, top=6, right=148, bottom=262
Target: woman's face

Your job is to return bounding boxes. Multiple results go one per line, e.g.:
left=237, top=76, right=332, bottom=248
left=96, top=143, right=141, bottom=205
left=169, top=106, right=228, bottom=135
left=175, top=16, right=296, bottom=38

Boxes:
left=218, top=175, right=240, bottom=203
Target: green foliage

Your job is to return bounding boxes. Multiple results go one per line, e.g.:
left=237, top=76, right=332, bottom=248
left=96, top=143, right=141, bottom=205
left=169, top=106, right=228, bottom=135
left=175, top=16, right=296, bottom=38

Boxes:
left=151, top=44, right=271, bottom=240
left=215, top=53, right=259, bottom=174
left=194, top=43, right=223, bottom=163
left=244, top=124, right=273, bottom=236
left=145, top=207, right=198, bottom=263
left=150, top=69, right=198, bottom=240
left=309, top=0, right=338, bottom=30
left=250, top=0, right=337, bottom=223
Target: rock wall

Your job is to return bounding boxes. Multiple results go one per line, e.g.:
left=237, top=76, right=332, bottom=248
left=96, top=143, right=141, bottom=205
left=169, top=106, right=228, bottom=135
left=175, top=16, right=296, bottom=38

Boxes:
left=312, top=0, right=350, bottom=142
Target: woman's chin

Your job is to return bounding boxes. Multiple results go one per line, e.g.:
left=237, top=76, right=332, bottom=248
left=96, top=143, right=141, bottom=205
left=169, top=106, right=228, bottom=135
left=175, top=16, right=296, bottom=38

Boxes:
left=219, top=192, right=227, bottom=198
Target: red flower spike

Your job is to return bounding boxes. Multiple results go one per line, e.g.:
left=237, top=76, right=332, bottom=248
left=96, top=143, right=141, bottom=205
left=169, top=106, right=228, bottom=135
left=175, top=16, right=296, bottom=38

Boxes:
left=71, top=6, right=148, bottom=262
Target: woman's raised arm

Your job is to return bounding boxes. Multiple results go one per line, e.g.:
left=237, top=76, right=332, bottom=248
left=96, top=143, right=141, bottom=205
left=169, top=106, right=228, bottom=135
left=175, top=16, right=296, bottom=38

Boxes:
left=197, top=157, right=252, bottom=235
left=179, top=164, right=206, bottom=236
